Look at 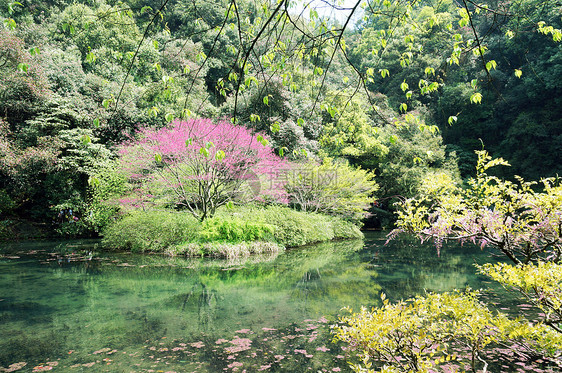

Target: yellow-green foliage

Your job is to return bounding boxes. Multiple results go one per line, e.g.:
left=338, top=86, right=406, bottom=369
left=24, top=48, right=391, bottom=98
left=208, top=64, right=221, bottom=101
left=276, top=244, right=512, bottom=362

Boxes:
left=394, top=150, right=562, bottom=264
left=214, top=205, right=363, bottom=247
left=199, top=217, right=275, bottom=243
left=334, top=290, right=562, bottom=373
left=101, top=205, right=363, bottom=254
left=479, top=262, right=562, bottom=332
left=286, top=158, right=378, bottom=224
left=101, top=210, right=200, bottom=252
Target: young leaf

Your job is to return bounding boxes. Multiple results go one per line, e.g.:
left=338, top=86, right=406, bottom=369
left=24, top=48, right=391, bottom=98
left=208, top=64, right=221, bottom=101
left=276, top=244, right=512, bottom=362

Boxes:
left=270, top=122, right=280, bottom=133
left=215, top=150, right=226, bottom=161
left=141, top=6, right=152, bottom=14
left=447, top=116, right=457, bottom=125
left=485, top=60, right=497, bottom=71
left=154, top=153, right=162, bottom=163
left=470, top=92, right=483, bottom=104
left=514, top=69, right=522, bottom=78
left=250, top=113, right=261, bottom=122
left=17, top=63, right=28, bottom=73
left=93, top=118, right=100, bottom=128
left=4, top=18, right=17, bottom=30
left=81, top=134, right=91, bottom=145
left=424, top=67, right=435, bottom=76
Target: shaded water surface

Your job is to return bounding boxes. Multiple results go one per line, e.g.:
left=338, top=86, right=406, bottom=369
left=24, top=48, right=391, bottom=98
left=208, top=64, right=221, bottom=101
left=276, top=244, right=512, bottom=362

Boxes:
left=0, top=233, right=497, bottom=372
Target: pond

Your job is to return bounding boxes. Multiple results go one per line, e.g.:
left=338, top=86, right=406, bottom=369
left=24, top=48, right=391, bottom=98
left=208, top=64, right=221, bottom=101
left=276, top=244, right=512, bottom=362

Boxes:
left=0, top=232, right=499, bottom=372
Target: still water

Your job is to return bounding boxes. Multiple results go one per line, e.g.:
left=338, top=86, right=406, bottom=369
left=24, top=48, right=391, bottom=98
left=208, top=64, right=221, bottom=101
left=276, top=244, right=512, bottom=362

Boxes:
left=0, top=232, right=497, bottom=372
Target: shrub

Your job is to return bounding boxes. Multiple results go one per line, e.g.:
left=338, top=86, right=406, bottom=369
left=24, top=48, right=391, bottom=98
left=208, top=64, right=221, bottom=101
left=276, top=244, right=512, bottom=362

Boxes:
left=334, top=290, right=562, bottom=373
left=199, top=217, right=275, bottom=243
left=214, top=205, right=363, bottom=247
left=286, top=158, right=378, bottom=223
left=101, top=210, right=200, bottom=252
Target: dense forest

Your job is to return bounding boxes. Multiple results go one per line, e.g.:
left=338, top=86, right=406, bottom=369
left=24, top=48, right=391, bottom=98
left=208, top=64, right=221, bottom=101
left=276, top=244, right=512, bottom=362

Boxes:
left=0, top=0, right=560, bottom=237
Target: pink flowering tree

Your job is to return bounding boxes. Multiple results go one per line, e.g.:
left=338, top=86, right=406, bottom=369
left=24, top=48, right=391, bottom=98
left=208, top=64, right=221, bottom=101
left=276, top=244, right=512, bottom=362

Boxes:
left=118, top=118, right=288, bottom=220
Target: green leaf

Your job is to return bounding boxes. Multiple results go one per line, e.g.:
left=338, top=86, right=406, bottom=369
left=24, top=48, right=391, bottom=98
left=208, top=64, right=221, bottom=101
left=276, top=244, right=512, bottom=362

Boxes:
left=154, top=153, right=162, bottom=163
left=215, top=150, right=226, bottom=161
left=93, top=118, right=100, bottom=128
left=447, top=116, right=457, bottom=125
left=226, top=201, right=234, bottom=209
left=399, top=103, right=408, bottom=113
left=250, top=113, right=261, bottom=122
left=279, top=146, right=287, bottom=157
left=470, top=92, right=483, bottom=104
left=148, top=106, right=160, bottom=117
left=29, top=47, right=40, bottom=56
left=8, top=1, right=23, bottom=14
left=185, top=138, right=192, bottom=147
left=269, top=122, right=280, bottom=133
left=256, top=135, right=268, bottom=146
left=263, top=95, right=269, bottom=106
left=165, top=113, right=174, bottom=123
left=471, top=79, right=478, bottom=89
left=17, top=63, right=28, bottom=73
left=400, top=81, right=409, bottom=92
left=485, top=60, right=497, bottom=72
left=406, top=91, right=413, bottom=99
left=206, top=141, right=215, bottom=149
left=514, top=69, right=522, bottom=78
left=181, top=109, right=193, bottom=119
left=379, top=69, right=390, bottom=78
left=102, top=99, right=111, bottom=109
left=140, top=6, right=152, bottom=14
left=85, top=51, right=96, bottom=64
left=4, top=18, right=17, bottom=30
left=297, top=118, right=305, bottom=127
left=199, top=147, right=210, bottom=157
left=152, top=40, right=158, bottom=50
left=80, top=134, right=91, bottom=145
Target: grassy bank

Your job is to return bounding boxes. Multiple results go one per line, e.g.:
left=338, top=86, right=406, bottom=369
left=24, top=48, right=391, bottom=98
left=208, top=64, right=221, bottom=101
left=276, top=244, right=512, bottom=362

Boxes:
left=101, top=206, right=363, bottom=257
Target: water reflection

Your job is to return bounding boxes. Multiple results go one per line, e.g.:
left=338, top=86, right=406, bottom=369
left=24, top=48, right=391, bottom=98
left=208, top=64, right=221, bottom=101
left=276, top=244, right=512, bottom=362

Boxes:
left=0, top=233, right=496, bottom=371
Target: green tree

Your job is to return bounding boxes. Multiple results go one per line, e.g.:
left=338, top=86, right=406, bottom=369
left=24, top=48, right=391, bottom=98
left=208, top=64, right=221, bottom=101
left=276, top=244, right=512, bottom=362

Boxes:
left=286, top=158, right=378, bottom=223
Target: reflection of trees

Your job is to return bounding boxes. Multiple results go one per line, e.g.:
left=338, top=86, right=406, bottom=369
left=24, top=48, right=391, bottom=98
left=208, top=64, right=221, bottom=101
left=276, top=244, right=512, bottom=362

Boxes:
left=372, top=234, right=495, bottom=301
left=181, top=282, right=219, bottom=332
